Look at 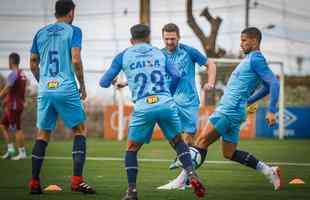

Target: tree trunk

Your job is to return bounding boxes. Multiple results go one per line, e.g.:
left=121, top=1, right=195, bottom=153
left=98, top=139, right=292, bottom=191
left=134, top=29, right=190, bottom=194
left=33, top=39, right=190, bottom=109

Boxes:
left=186, top=0, right=225, bottom=57
left=140, top=0, right=151, bottom=26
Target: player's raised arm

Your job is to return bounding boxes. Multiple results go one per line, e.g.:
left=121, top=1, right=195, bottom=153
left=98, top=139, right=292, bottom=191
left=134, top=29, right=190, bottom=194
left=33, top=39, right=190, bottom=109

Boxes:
left=182, top=44, right=216, bottom=90
left=99, top=52, right=123, bottom=88
left=71, top=27, right=86, bottom=100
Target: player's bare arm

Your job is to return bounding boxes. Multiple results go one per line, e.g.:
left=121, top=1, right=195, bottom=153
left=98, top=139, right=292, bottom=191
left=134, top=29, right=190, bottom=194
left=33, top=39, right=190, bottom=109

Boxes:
left=0, top=85, right=12, bottom=99
left=72, top=47, right=86, bottom=100
left=30, top=53, right=40, bottom=82
left=203, top=59, right=216, bottom=90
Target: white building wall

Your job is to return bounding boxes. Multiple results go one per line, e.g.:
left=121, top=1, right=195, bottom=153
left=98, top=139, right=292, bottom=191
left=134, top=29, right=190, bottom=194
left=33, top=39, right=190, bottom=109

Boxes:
left=0, top=0, right=309, bottom=100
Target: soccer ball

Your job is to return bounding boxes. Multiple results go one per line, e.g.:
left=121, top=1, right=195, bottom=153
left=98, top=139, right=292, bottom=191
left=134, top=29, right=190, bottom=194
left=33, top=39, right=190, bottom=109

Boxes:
left=170, top=147, right=202, bottom=170
left=189, top=147, right=202, bottom=168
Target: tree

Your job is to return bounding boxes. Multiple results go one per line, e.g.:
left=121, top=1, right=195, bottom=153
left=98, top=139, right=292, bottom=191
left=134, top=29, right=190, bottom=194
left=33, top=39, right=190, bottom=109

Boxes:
left=186, top=0, right=225, bottom=57
left=140, top=0, right=150, bottom=26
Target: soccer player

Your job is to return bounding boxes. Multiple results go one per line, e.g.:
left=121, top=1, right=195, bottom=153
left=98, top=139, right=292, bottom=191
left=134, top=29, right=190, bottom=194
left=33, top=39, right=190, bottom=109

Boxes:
left=100, top=24, right=206, bottom=200
left=186, top=27, right=282, bottom=190
left=157, top=23, right=216, bottom=190
left=28, top=0, right=95, bottom=195
left=0, top=52, right=27, bottom=160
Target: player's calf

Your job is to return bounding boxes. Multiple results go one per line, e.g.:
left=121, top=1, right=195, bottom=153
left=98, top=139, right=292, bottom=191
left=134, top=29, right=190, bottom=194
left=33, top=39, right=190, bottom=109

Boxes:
left=171, top=137, right=207, bottom=197
left=31, top=140, right=48, bottom=180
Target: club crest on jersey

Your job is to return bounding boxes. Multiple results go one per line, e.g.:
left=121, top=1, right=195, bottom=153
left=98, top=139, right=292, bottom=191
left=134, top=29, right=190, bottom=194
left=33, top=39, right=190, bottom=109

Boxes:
left=146, top=95, right=159, bottom=104
left=47, top=80, right=59, bottom=89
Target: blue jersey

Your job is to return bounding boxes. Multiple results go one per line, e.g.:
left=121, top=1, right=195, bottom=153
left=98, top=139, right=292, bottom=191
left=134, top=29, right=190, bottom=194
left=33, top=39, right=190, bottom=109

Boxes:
left=100, top=43, right=180, bottom=105
left=217, top=51, right=279, bottom=122
left=162, top=43, right=207, bottom=107
left=30, top=22, right=82, bottom=95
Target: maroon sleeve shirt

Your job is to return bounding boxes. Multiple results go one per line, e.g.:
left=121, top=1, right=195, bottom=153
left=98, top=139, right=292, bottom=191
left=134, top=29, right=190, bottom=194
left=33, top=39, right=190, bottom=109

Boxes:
left=4, top=69, right=27, bottom=110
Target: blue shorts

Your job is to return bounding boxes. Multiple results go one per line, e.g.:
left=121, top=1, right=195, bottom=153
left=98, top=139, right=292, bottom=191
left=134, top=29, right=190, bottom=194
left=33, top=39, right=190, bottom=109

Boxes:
left=36, top=92, right=86, bottom=131
left=176, top=104, right=199, bottom=135
left=208, top=111, right=241, bottom=144
left=128, top=96, right=182, bottom=144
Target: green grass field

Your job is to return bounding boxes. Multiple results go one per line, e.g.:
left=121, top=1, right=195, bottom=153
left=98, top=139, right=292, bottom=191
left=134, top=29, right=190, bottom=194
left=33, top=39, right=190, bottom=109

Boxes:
left=0, top=138, right=309, bottom=200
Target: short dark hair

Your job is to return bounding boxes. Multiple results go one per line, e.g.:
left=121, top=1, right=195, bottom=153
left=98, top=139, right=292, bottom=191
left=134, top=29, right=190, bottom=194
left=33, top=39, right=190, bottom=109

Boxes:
left=130, top=24, right=150, bottom=40
left=241, top=27, right=262, bottom=44
left=162, top=23, right=180, bottom=37
left=55, top=0, right=75, bottom=18
left=9, top=52, right=20, bottom=65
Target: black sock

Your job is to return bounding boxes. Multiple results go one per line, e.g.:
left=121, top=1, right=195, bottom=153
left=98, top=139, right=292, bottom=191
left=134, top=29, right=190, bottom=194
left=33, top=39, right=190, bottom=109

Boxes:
left=72, top=135, right=86, bottom=176
left=174, top=141, right=193, bottom=172
left=230, top=149, right=259, bottom=170
left=125, top=151, right=138, bottom=189
left=32, top=140, right=48, bottom=180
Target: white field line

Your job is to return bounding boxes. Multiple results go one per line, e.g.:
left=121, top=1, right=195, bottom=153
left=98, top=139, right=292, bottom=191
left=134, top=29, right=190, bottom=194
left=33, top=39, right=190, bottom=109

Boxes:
left=42, top=156, right=310, bottom=167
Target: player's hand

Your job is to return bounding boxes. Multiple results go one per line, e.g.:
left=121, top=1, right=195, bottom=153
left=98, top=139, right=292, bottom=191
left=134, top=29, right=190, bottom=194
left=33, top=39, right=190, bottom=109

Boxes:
left=203, top=82, right=214, bottom=91
left=265, top=112, right=276, bottom=127
left=79, top=86, right=87, bottom=100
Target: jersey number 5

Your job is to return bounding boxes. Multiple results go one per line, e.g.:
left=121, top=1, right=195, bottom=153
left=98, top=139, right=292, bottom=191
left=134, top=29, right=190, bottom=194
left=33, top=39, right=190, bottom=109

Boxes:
left=48, top=51, right=59, bottom=77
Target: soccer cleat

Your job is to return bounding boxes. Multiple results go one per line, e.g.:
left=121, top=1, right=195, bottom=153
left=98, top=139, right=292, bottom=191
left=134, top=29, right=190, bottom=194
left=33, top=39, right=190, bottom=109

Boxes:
left=71, top=182, right=96, bottom=194
left=71, top=176, right=96, bottom=194
left=29, top=178, right=42, bottom=195
left=157, top=179, right=186, bottom=190
left=267, top=166, right=283, bottom=190
left=188, top=172, right=206, bottom=198
left=122, top=189, right=138, bottom=200
left=11, top=154, right=27, bottom=160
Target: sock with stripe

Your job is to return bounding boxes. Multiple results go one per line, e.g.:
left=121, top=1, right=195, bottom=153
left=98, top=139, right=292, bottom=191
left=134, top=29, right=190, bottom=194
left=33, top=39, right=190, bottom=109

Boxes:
left=230, top=149, right=259, bottom=170
left=31, top=140, right=48, bottom=180
left=174, top=141, right=193, bottom=173
left=125, top=151, right=138, bottom=190
left=72, top=135, right=86, bottom=177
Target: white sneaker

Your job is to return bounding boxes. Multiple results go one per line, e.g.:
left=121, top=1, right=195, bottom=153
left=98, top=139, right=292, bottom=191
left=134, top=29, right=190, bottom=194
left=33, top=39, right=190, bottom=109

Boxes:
left=11, top=154, right=27, bottom=160
left=2, top=152, right=11, bottom=159
left=2, top=151, right=15, bottom=159
left=267, top=166, right=282, bottom=190
left=157, top=178, right=186, bottom=190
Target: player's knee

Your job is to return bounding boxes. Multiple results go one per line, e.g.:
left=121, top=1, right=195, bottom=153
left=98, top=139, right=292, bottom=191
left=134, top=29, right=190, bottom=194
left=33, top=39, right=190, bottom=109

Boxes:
left=127, top=140, right=142, bottom=152
left=36, top=130, right=51, bottom=142
left=182, top=133, right=194, bottom=145
left=72, top=124, right=86, bottom=136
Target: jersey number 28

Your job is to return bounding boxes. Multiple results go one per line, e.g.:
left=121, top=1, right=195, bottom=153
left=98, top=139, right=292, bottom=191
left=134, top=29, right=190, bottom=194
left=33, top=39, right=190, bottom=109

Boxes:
left=135, top=70, right=165, bottom=98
